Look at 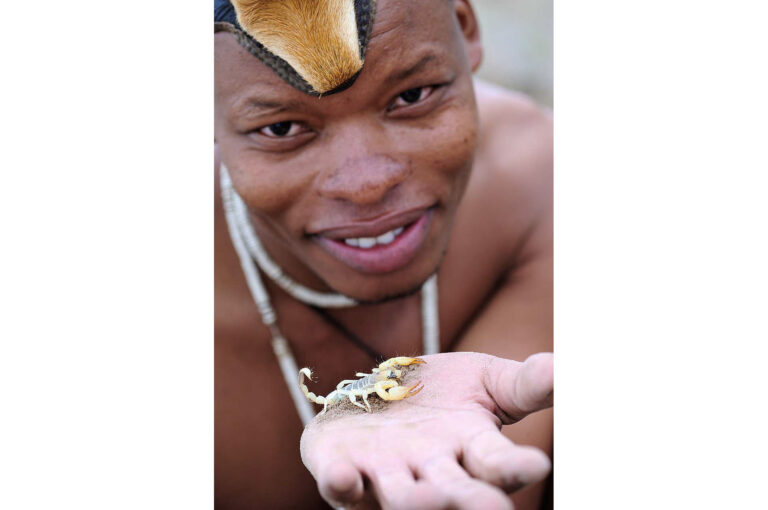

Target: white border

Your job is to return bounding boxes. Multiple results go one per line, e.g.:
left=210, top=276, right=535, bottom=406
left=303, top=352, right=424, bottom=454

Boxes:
left=555, top=1, right=768, bottom=507
left=2, top=2, right=213, bottom=508
left=3, top=1, right=768, bottom=508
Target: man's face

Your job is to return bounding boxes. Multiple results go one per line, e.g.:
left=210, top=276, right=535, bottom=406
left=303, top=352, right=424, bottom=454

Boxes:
left=215, top=0, right=481, bottom=302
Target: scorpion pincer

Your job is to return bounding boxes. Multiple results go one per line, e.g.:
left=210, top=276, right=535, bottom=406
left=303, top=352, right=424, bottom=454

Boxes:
left=298, top=356, right=426, bottom=415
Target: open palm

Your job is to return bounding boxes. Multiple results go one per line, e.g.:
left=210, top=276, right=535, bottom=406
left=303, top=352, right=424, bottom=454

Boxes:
left=300, top=352, right=553, bottom=510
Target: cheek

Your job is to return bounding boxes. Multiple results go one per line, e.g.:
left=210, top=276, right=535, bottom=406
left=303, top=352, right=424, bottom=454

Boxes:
left=403, top=106, right=478, bottom=194
left=224, top=152, right=316, bottom=219
left=430, top=119, right=477, bottom=176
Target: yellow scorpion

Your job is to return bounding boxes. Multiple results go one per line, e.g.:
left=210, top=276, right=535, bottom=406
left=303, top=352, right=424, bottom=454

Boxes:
left=299, top=357, right=425, bottom=415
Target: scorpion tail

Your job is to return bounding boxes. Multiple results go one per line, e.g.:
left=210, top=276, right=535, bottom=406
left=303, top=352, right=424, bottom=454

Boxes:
left=298, top=367, right=326, bottom=405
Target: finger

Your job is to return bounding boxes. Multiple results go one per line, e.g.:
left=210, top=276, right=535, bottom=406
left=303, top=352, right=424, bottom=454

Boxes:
left=419, top=455, right=513, bottom=510
left=485, top=352, right=553, bottom=424
left=368, top=463, right=419, bottom=510
left=316, top=459, right=364, bottom=507
left=375, top=480, right=449, bottom=510
left=462, top=430, right=551, bottom=492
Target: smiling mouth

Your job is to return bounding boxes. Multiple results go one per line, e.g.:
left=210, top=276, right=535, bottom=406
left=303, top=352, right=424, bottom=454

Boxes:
left=312, top=209, right=435, bottom=274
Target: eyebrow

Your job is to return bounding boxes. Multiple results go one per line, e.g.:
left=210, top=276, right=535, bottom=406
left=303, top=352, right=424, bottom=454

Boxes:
left=384, top=54, right=441, bottom=85
left=230, top=97, right=305, bottom=118
left=229, top=52, right=445, bottom=117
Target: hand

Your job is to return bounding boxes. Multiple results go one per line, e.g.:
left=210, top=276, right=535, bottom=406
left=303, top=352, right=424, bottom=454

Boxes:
left=299, top=352, right=553, bottom=510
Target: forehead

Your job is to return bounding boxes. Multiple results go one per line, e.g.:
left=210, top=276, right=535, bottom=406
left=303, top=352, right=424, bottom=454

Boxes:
left=367, top=0, right=455, bottom=51
left=215, top=0, right=461, bottom=103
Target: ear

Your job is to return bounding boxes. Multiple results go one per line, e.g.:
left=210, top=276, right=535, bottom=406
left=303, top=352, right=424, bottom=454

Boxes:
left=454, top=0, right=483, bottom=72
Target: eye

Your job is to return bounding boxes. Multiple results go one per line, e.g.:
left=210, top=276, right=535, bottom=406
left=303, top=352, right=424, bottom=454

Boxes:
left=257, top=121, right=306, bottom=138
left=391, top=86, right=435, bottom=109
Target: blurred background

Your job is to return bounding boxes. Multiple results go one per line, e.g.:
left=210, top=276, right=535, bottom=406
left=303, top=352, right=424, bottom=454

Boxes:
left=472, top=0, right=552, bottom=109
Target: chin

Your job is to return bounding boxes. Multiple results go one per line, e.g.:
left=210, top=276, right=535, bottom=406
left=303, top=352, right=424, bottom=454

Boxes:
left=354, top=282, right=426, bottom=306
left=323, top=250, right=444, bottom=305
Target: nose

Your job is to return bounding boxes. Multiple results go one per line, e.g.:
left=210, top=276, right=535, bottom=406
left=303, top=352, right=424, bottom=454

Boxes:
left=317, top=123, right=410, bottom=205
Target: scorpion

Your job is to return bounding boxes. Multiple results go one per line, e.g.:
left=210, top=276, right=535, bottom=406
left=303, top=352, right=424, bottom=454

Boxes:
left=299, top=356, right=425, bottom=415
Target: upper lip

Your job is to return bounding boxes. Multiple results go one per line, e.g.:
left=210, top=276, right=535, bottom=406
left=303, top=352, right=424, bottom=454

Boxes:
left=308, top=206, right=433, bottom=240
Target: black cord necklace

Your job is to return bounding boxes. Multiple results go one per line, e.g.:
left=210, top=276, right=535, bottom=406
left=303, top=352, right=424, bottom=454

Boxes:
left=307, top=305, right=385, bottom=362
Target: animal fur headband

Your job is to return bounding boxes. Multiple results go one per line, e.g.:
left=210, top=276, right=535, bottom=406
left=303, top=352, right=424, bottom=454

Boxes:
left=215, top=0, right=377, bottom=96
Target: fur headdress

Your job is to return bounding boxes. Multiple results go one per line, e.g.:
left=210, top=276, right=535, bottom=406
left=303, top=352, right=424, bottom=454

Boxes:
left=215, top=0, right=377, bottom=95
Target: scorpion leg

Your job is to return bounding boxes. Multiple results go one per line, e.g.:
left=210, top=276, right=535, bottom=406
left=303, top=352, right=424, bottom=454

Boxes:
left=362, top=392, right=372, bottom=412
left=347, top=393, right=367, bottom=411
left=318, top=390, right=337, bottom=416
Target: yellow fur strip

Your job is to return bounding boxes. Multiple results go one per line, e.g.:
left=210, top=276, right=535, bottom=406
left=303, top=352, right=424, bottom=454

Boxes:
left=231, top=0, right=362, bottom=93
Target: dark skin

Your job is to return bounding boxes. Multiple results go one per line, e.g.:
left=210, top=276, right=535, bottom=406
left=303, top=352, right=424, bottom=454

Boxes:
left=215, top=1, right=552, bottom=508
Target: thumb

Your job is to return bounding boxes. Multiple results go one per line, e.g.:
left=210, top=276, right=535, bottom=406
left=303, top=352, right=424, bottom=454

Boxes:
left=485, top=352, right=553, bottom=425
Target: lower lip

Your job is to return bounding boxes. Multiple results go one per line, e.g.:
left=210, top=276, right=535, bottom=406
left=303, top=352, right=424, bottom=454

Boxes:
left=313, top=210, right=434, bottom=274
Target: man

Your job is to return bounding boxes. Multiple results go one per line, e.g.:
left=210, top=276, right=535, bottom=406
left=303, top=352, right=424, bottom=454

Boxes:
left=214, top=0, right=553, bottom=508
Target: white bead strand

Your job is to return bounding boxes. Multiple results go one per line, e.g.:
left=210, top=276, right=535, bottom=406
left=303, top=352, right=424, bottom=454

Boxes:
left=220, top=164, right=440, bottom=425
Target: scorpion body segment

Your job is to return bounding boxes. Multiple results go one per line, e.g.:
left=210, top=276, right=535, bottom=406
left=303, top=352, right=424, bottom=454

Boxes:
left=343, top=374, right=375, bottom=392
left=298, top=357, right=426, bottom=415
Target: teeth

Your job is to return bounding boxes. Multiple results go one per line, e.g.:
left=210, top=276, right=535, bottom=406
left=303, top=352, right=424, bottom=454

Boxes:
left=376, top=231, right=395, bottom=244
left=358, top=237, right=376, bottom=248
left=342, top=226, right=406, bottom=249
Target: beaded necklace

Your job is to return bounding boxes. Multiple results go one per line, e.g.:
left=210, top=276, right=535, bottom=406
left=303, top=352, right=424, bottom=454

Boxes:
left=220, top=165, right=439, bottom=425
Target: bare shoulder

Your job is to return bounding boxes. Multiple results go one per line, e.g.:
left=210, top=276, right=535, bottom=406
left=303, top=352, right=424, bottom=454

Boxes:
left=472, top=78, right=552, bottom=222
left=451, top=80, right=552, bottom=267
left=474, top=79, right=552, bottom=141
left=438, top=81, right=552, bottom=335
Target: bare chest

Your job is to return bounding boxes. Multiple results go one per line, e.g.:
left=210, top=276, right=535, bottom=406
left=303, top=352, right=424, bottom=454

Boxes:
left=213, top=182, right=517, bottom=508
